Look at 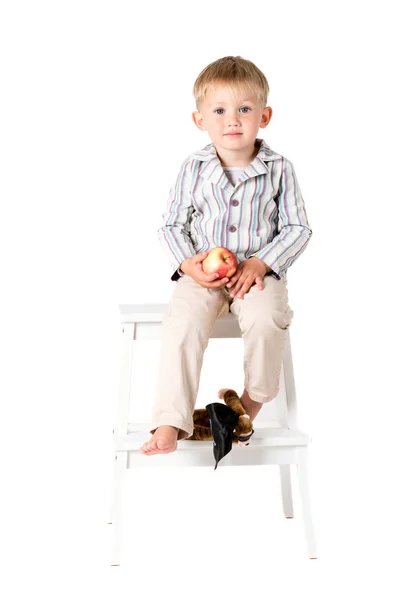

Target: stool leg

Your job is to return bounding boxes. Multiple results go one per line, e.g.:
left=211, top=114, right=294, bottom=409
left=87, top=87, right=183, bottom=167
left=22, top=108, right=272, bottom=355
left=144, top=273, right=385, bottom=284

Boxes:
left=116, top=323, right=135, bottom=437
left=296, top=447, right=317, bottom=559
left=279, top=464, right=294, bottom=518
left=282, top=330, right=299, bottom=429
left=109, top=451, right=128, bottom=566
left=109, top=322, right=134, bottom=564
left=108, top=442, right=117, bottom=525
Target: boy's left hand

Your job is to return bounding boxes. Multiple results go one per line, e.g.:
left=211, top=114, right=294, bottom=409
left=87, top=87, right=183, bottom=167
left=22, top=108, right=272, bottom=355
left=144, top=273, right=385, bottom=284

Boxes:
left=226, top=257, right=271, bottom=299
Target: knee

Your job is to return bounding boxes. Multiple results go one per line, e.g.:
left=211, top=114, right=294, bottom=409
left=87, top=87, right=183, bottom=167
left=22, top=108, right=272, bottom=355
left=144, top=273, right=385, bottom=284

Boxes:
left=242, top=309, right=292, bottom=334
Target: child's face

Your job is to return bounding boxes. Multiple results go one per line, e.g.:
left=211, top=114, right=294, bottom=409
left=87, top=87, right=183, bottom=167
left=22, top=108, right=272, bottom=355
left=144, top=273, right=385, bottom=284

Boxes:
left=192, top=83, right=272, bottom=155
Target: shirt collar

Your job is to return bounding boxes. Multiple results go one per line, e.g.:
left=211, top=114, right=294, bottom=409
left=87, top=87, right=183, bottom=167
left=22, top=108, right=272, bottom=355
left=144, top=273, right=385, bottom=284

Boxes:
left=190, top=138, right=283, bottom=187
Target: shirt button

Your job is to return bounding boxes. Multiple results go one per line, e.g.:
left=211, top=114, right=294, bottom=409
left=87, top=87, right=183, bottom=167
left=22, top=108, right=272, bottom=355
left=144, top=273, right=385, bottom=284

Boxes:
left=229, top=225, right=237, bottom=232
left=231, top=200, right=239, bottom=206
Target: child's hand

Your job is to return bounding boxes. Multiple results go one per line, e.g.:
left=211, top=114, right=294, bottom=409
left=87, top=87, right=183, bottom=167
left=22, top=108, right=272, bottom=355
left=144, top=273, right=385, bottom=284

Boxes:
left=226, top=257, right=270, bottom=299
left=180, top=252, right=230, bottom=289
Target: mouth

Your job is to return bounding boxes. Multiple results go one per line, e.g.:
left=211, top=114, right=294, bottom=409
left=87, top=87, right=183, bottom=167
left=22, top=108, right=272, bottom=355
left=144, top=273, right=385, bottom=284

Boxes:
left=225, top=133, right=242, bottom=137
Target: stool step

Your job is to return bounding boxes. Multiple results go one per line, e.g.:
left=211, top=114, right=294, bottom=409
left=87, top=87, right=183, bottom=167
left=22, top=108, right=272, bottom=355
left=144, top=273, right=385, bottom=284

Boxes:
left=113, top=425, right=310, bottom=452
left=119, top=304, right=168, bottom=323
left=119, top=304, right=294, bottom=323
left=119, top=304, right=243, bottom=338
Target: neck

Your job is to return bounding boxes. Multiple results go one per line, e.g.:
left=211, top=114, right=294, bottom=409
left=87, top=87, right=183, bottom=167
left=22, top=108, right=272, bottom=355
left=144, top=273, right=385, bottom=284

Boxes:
left=215, top=139, right=261, bottom=168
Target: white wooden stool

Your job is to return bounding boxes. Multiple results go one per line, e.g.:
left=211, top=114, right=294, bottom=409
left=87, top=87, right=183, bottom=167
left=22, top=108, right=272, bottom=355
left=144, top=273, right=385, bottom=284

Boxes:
left=109, top=303, right=317, bottom=565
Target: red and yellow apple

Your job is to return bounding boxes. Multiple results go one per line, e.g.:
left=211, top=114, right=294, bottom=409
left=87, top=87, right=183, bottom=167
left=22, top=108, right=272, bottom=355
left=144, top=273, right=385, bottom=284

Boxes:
left=202, top=247, right=238, bottom=279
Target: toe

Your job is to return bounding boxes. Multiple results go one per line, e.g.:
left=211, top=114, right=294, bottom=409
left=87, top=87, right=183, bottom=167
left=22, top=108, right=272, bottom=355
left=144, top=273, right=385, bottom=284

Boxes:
left=156, top=438, right=172, bottom=451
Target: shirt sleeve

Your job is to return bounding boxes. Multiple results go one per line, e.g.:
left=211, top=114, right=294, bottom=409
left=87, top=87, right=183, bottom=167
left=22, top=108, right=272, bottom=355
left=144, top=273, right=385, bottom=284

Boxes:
left=157, top=159, right=197, bottom=280
left=252, top=159, right=313, bottom=278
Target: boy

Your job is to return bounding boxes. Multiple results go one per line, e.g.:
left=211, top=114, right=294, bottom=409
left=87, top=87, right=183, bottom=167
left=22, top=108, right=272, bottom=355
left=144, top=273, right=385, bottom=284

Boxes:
left=140, top=56, right=312, bottom=455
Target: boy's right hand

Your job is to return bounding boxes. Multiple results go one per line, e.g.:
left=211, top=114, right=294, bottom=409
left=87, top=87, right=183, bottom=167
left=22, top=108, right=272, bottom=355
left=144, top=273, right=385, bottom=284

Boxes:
left=180, top=252, right=229, bottom=289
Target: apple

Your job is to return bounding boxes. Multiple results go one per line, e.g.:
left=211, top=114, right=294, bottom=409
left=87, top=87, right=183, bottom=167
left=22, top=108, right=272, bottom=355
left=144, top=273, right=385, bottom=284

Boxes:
left=202, top=247, right=238, bottom=279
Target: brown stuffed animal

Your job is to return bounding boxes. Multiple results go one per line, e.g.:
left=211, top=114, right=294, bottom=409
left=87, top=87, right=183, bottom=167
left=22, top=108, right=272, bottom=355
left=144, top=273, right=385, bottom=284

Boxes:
left=187, top=389, right=254, bottom=446
left=188, top=389, right=254, bottom=468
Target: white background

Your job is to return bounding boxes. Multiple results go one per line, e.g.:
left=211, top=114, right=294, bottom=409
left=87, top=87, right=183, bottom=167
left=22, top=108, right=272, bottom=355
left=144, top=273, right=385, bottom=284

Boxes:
left=1, top=0, right=413, bottom=596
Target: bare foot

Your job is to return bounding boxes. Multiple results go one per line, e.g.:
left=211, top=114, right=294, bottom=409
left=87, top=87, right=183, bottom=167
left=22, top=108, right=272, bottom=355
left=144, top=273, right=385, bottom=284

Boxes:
left=139, top=426, right=179, bottom=455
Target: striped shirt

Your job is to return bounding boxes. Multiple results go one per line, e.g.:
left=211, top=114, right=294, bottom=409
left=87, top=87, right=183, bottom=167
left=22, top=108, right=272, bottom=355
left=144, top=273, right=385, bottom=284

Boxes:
left=158, top=138, right=312, bottom=281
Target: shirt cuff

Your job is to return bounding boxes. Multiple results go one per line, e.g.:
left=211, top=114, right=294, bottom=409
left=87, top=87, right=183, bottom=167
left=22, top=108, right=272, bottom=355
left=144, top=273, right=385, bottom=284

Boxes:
left=268, top=270, right=281, bottom=280
left=171, top=267, right=184, bottom=281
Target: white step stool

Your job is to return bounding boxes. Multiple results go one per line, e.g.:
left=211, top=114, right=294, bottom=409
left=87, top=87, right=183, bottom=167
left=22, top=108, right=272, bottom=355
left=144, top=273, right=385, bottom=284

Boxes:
left=109, top=303, right=317, bottom=565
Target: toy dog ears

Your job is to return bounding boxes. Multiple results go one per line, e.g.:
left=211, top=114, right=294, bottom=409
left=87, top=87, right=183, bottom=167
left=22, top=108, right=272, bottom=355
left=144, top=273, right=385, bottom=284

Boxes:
left=206, top=403, right=239, bottom=470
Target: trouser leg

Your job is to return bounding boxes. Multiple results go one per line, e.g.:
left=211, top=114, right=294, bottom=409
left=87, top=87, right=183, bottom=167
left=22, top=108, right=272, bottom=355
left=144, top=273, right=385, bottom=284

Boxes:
left=150, top=275, right=229, bottom=440
left=229, top=276, right=293, bottom=404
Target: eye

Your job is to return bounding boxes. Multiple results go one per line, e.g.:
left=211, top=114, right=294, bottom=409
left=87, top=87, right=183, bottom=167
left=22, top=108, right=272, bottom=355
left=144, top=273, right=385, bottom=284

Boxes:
left=214, top=108, right=225, bottom=115
left=240, top=106, right=251, bottom=113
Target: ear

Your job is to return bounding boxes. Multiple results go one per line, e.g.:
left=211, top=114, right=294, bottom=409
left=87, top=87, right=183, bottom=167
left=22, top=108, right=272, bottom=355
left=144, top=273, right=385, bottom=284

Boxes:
left=192, top=110, right=206, bottom=131
left=260, top=106, right=273, bottom=129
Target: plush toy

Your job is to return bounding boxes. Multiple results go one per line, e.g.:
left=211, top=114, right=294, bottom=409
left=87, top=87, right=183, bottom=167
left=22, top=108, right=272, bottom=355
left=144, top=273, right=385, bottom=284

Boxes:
left=188, top=388, right=254, bottom=469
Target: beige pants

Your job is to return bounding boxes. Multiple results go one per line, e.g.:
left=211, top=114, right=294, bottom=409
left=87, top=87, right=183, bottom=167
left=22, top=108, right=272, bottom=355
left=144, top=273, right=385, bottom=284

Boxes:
left=150, top=274, right=294, bottom=440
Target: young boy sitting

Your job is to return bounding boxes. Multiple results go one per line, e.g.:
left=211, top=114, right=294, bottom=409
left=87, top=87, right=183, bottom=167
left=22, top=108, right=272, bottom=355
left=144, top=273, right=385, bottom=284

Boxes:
left=140, top=55, right=312, bottom=455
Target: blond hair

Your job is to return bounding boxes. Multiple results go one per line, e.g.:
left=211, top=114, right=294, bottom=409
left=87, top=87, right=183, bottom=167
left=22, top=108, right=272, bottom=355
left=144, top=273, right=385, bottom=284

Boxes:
left=193, top=56, right=269, bottom=109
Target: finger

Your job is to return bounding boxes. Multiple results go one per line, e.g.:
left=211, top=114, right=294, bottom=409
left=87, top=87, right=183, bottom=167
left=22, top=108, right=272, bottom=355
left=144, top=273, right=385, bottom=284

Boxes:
left=226, top=274, right=240, bottom=288
left=234, top=274, right=256, bottom=298
left=193, top=252, right=209, bottom=264
left=207, top=277, right=229, bottom=288
left=225, top=265, right=241, bottom=286
left=255, top=276, right=264, bottom=290
left=230, top=276, right=248, bottom=297
left=238, top=279, right=253, bottom=298
left=202, top=272, right=221, bottom=282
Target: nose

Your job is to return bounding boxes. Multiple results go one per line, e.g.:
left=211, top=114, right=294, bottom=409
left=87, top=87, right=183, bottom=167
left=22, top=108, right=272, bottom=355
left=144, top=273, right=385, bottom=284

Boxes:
left=227, top=110, right=241, bottom=127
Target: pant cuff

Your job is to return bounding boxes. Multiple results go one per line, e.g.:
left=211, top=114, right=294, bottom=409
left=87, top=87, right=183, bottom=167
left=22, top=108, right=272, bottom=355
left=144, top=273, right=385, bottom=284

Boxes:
left=245, top=388, right=276, bottom=404
left=150, top=418, right=193, bottom=440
